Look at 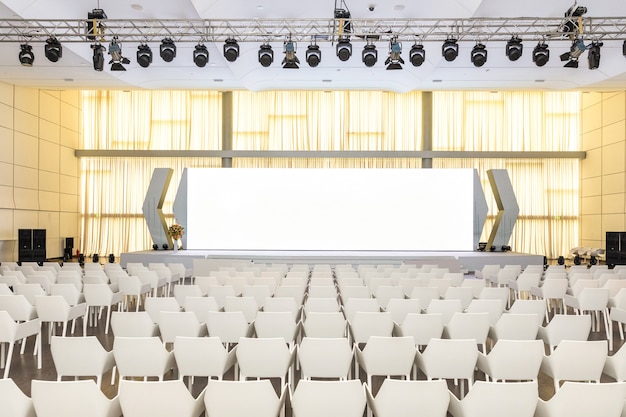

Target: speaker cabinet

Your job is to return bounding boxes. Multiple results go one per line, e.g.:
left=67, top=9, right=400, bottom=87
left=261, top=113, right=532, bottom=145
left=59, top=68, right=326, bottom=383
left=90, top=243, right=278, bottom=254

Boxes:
left=33, top=229, right=46, bottom=250
left=18, top=229, right=46, bottom=263
left=607, top=231, right=626, bottom=266
left=18, top=228, right=32, bottom=250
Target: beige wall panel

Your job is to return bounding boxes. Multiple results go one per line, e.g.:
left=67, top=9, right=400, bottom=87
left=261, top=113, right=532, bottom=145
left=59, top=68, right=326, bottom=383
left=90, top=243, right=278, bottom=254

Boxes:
left=602, top=93, right=626, bottom=127
left=0, top=185, right=15, bottom=209
left=0, top=162, right=13, bottom=187
left=59, top=145, right=78, bottom=177
left=602, top=142, right=626, bottom=176
left=39, top=191, right=59, bottom=212
left=0, top=126, right=13, bottom=164
left=39, top=211, right=60, bottom=238
left=0, top=102, right=13, bottom=130
left=602, top=193, right=625, bottom=214
left=13, top=188, right=39, bottom=210
left=59, top=174, right=78, bottom=196
left=582, top=128, right=602, bottom=151
left=0, top=208, right=14, bottom=239
left=60, top=127, right=79, bottom=149
left=581, top=239, right=603, bottom=249
left=14, top=209, right=39, bottom=229
left=60, top=90, right=80, bottom=109
left=602, top=214, right=625, bottom=236
left=39, top=119, right=60, bottom=145
left=14, top=132, right=38, bottom=168
left=603, top=173, right=626, bottom=195
left=60, top=102, right=79, bottom=133
left=581, top=102, right=602, bottom=134
left=13, top=87, right=38, bottom=117
left=60, top=193, right=78, bottom=213
left=39, top=171, right=59, bottom=193
left=0, top=82, right=13, bottom=107
left=14, top=109, right=39, bottom=137
left=581, top=196, right=601, bottom=216
left=39, top=92, right=60, bottom=125
left=602, top=120, right=625, bottom=147
left=582, top=176, right=602, bottom=198
left=13, top=166, right=38, bottom=190
left=39, top=140, right=60, bottom=173
left=59, top=212, right=79, bottom=238
left=580, top=214, right=603, bottom=241
left=581, top=147, right=602, bottom=179
left=582, top=92, right=603, bottom=110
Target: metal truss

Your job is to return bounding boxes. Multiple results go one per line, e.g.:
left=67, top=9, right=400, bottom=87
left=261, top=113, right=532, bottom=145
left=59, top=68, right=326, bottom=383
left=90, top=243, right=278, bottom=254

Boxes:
left=0, top=16, right=625, bottom=44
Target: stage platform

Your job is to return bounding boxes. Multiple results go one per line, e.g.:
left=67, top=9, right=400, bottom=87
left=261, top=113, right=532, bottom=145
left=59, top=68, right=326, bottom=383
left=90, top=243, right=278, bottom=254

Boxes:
left=120, top=249, right=544, bottom=275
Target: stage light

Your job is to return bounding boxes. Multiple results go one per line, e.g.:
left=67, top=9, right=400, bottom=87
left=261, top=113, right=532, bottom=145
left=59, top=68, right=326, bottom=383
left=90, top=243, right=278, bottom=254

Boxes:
left=78, top=254, right=85, bottom=265
left=223, top=38, right=239, bottom=62
left=162, top=243, right=169, bottom=250
left=44, top=37, right=62, bottom=62
left=362, top=41, right=377, bottom=67
left=557, top=256, right=565, bottom=265
left=478, top=242, right=487, bottom=252
left=92, top=254, right=99, bottom=263
left=385, top=37, right=404, bottom=70
left=589, top=255, right=597, bottom=265
left=562, top=4, right=587, bottom=39
left=501, top=245, right=511, bottom=252
left=282, top=40, right=299, bottom=69
left=152, top=243, right=158, bottom=250
left=470, top=42, right=487, bottom=67
left=336, top=37, right=352, bottom=61
left=587, top=40, right=603, bottom=70
left=574, top=254, right=581, bottom=265
left=560, top=38, right=586, bottom=68
left=160, top=38, right=176, bottom=62
left=136, top=43, right=152, bottom=68
left=258, top=44, right=273, bottom=67
left=86, top=8, right=107, bottom=41
left=108, top=253, right=115, bottom=263
left=306, top=44, right=321, bottom=67
left=623, top=40, right=626, bottom=56
left=409, top=43, right=425, bottom=67
left=505, top=36, right=523, bottom=61
left=442, top=38, right=458, bottom=62
left=108, top=37, right=130, bottom=71
left=193, top=43, right=209, bottom=67
left=18, top=44, right=34, bottom=66
left=532, top=41, right=550, bottom=67
left=91, top=43, right=105, bottom=71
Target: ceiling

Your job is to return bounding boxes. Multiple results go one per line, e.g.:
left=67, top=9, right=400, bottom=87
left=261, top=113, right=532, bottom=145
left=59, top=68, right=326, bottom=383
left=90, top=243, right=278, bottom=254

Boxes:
left=1, top=0, right=626, bottom=92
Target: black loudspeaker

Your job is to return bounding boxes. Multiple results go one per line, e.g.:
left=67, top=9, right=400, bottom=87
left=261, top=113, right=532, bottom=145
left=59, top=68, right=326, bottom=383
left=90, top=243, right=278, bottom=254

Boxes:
left=65, top=237, right=74, bottom=249
left=33, top=229, right=46, bottom=250
left=92, top=254, right=99, bottom=263
left=18, top=229, right=32, bottom=250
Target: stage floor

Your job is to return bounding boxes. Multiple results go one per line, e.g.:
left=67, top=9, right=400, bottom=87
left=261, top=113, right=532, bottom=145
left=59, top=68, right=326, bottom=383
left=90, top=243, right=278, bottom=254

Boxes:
left=120, top=249, right=544, bottom=275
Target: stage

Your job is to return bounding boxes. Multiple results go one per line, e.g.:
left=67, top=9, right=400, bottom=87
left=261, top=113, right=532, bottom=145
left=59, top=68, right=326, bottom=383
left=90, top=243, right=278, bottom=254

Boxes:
left=120, top=249, right=544, bottom=275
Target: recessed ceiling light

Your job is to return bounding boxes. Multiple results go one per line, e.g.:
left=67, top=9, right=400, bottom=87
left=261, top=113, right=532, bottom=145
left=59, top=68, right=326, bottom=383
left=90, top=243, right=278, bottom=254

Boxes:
left=535, top=79, right=545, bottom=83
left=214, top=79, right=223, bottom=82
left=432, top=79, right=442, bottom=83
left=393, top=4, right=405, bottom=11
left=64, top=78, right=74, bottom=82
left=257, top=5, right=264, bottom=10
left=322, top=79, right=332, bottom=83
left=131, top=4, right=143, bottom=11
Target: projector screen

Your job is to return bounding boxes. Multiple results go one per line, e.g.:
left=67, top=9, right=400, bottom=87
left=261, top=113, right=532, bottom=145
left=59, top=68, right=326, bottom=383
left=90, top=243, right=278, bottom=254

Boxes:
left=185, top=168, right=475, bottom=251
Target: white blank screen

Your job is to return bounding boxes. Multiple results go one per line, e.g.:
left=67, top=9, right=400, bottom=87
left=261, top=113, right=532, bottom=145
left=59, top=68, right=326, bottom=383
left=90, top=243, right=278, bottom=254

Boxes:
left=186, top=168, right=474, bottom=251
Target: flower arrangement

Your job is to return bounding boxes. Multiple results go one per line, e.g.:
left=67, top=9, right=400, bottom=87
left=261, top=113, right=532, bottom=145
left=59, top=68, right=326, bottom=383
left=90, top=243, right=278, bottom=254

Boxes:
left=168, top=223, right=184, bottom=240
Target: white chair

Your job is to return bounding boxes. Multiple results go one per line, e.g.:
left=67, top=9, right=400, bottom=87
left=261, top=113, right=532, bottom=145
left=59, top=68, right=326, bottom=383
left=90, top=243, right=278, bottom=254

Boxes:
left=530, top=278, right=569, bottom=320
left=478, top=287, right=510, bottom=310
left=465, top=299, right=503, bottom=326
left=31, top=379, right=121, bottom=417
left=110, top=311, right=159, bottom=337
left=443, top=287, right=474, bottom=310
left=242, top=284, right=273, bottom=307
left=487, top=313, right=540, bottom=347
left=426, top=299, right=463, bottom=325
left=374, top=285, right=405, bottom=309
left=603, top=342, right=626, bottom=382
left=83, top=283, right=123, bottom=334
left=174, top=336, right=237, bottom=388
left=113, top=336, right=176, bottom=381
left=183, top=296, right=220, bottom=323
left=508, top=273, right=541, bottom=300
left=205, top=379, right=287, bottom=417
left=290, top=379, right=366, bottom=417
left=365, top=379, right=449, bottom=417
left=537, top=314, right=592, bottom=353
left=144, top=296, right=182, bottom=323
left=0, top=311, right=41, bottom=378
left=303, top=297, right=341, bottom=314
left=254, top=311, right=300, bottom=348
left=461, top=278, right=486, bottom=298
left=383, top=298, right=421, bottom=324
left=35, top=295, right=86, bottom=341
left=507, top=299, right=547, bottom=326
left=534, top=381, right=626, bottom=417
left=354, top=336, right=416, bottom=387
left=13, top=284, right=47, bottom=306
left=118, top=379, right=205, bottom=417
left=447, top=381, right=538, bottom=417
left=158, top=311, right=208, bottom=347
left=206, top=311, right=255, bottom=347
left=0, top=294, right=38, bottom=321
left=298, top=337, right=353, bottom=380
left=563, top=287, right=612, bottom=348
left=342, top=298, right=380, bottom=322
left=348, top=311, right=394, bottom=346
left=117, top=276, right=151, bottom=312
left=540, top=340, right=608, bottom=391
left=263, top=297, right=301, bottom=321
left=137, top=270, right=168, bottom=297
left=302, top=312, right=347, bottom=338
left=50, top=336, right=115, bottom=388
left=50, top=283, right=85, bottom=305
left=0, top=378, right=35, bottom=417
left=236, top=337, right=296, bottom=389
left=223, top=296, right=259, bottom=323
left=173, top=284, right=203, bottom=308
left=477, top=339, right=544, bottom=382
left=443, top=312, right=490, bottom=353
left=393, top=313, right=444, bottom=350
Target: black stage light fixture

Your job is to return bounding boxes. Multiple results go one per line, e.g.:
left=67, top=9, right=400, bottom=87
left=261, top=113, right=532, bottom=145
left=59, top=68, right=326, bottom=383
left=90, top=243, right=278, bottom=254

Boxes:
left=385, top=38, right=404, bottom=70
left=477, top=242, right=487, bottom=252
left=336, top=37, right=352, bottom=61
left=560, top=38, right=586, bottom=68
left=258, top=43, right=273, bottom=67
left=362, top=43, right=377, bottom=67
left=505, top=36, right=523, bottom=61
left=282, top=40, right=300, bottom=69
left=18, top=44, right=34, bottom=67
left=306, top=44, right=321, bottom=67
left=573, top=254, right=581, bottom=265
left=470, top=42, right=487, bottom=67
left=136, top=43, right=152, bottom=68
left=44, top=37, right=62, bottom=62
left=623, top=40, right=626, bottom=56
left=86, top=8, right=107, bottom=41
left=562, top=4, right=587, bottom=39
left=193, top=43, right=209, bottom=67
left=91, top=43, right=105, bottom=71
left=162, top=243, right=169, bottom=250
left=409, top=43, right=425, bottom=67
left=152, top=243, right=159, bottom=250
left=78, top=254, right=85, bottom=265
left=557, top=255, right=565, bottom=265
left=223, top=38, right=240, bottom=62
left=587, top=40, right=603, bottom=70
left=108, top=253, right=115, bottom=263
left=442, top=38, right=458, bottom=62
left=589, top=255, right=598, bottom=265
left=108, top=37, right=130, bottom=71
left=501, top=245, right=511, bottom=252
left=532, top=41, right=550, bottom=67
left=92, top=253, right=99, bottom=263
left=160, top=38, right=176, bottom=62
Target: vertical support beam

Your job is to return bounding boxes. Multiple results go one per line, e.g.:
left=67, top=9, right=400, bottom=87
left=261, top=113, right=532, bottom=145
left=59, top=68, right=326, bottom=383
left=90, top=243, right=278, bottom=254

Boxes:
left=142, top=168, right=173, bottom=249
left=421, top=91, right=433, bottom=169
left=222, top=91, right=233, bottom=168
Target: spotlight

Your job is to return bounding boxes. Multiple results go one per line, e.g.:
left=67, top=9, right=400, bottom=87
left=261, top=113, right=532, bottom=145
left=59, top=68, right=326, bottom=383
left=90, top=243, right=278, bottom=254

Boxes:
left=409, top=43, right=425, bottom=67
left=623, top=40, right=626, bottom=56
left=573, top=254, right=581, bottom=265
left=385, top=37, right=404, bottom=70
left=108, top=253, right=115, bottom=263
left=362, top=40, right=377, bottom=67
left=78, top=254, right=85, bottom=265
left=162, top=243, right=169, bottom=250
left=92, top=254, right=99, bottom=263
left=587, top=40, right=603, bottom=70
left=306, top=44, right=321, bottom=67
left=223, top=38, right=239, bottom=62
left=282, top=40, right=299, bottom=69
left=532, top=41, right=550, bottom=67
left=152, top=243, right=159, bottom=250
left=442, top=38, right=458, bottom=62
left=562, top=4, right=587, bottom=39
left=44, top=37, right=62, bottom=62
left=136, top=44, right=152, bottom=68
left=336, top=37, right=352, bottom=61
left=86, top=8, right=107, bottom=41
left=193, top=43, right=209, bottom=67
left=589, top=255, right=598, bottom=265
left=18, top=44, right=34, bottom=67
left=478, top=242, right=487, bottom=252
left=470, top=43, right=487, bottom=67
left=258, top=44, right=274, bottom=67
left=560, top=38, right=586, bottom=68
left=505, top=36, right=523, bottom=61
left=501, top=245, right=511, bottom=252
left=160, top=38, right=176, bottom=62
left=108, top=36, right=130, bottom=71
left=557, top=256, right=565, bottom=265
left=91, top=43, right=105, bottom=71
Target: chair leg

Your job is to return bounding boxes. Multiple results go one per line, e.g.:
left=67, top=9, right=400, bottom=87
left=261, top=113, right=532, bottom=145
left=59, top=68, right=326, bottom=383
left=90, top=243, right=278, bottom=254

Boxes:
left=3, top=342, right=14, bottom=379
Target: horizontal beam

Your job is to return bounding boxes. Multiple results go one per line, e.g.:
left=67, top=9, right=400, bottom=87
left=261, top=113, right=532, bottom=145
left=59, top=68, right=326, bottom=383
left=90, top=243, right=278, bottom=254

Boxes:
left=75, top=149, right=586, bottom=159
